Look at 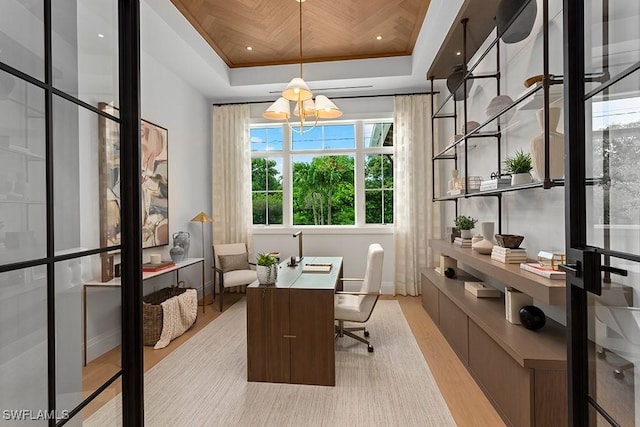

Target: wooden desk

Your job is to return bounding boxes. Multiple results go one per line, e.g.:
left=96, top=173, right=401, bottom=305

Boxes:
left=82, top=258, right=203, bottom=366
left=246, top=257, right=343, bottom=386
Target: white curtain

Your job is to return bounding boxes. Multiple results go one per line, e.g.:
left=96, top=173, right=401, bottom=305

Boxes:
left=393, top=94, right=441, bottom=296
left=211, top=104, right=253, bottom=254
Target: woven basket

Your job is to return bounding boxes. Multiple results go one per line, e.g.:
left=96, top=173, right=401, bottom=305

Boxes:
left=143, top=283, right=190, bottom=346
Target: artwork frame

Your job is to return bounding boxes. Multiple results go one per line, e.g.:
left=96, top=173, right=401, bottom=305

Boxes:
left=98, top=103, right=169, bottom=256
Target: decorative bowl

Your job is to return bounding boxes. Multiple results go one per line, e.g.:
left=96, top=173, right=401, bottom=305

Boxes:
left=494, top=234, right=524, bottom=249
left=485, top=95, right=515, bottom=125
left=524, top=74, right=543, bottom=88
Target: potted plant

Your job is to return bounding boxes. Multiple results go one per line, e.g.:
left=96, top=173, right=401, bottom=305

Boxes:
left=504, top=149, right=533, bottom=185
left=256, top=252, right=279, bottom=285
left=454, top=215, right=478, bottom=239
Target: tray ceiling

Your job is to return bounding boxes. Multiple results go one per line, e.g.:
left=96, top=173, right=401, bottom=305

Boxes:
left=170, top=0, right=431, bottom=68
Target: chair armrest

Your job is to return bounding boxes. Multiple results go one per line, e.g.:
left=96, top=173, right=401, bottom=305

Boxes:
left=340, top=278, right=364, bottom=282
left=335, top=291, right=380, bottom=296
left=212, top=266, right=224, bottom=274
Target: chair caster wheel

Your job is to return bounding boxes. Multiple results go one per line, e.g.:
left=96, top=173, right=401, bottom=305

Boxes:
left=364, top=331, right=370, bottom=337
left=368, top=345, right=374, bottom=353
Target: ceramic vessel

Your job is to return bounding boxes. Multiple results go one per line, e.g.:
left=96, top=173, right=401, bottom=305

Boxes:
left=257, top=265, right=278, bottom=285
left=172, top=231, right=190, bottom=258
left=530, top=107, right=565, bottom=181
left=446, top=64, right=474, bottom=101
left=486, top=95, right=515, bottom=125
left=472, top=222, right=495, bottom=254
left=169, top=245, right=185, bottom=263
left=460, top=121, right=481, bottom=134
left=460, top=229, right=473, bottom=239
left=497, top=0, right=537, bottom=44
left=511, top=172, right=532, bottom=185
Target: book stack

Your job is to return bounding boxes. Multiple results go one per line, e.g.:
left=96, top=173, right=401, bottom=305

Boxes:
left=491, top=246, right=527, bottom=264
left=453, top=237, right=472, bottom=248
left=505, top=288, right=533, bottom=324
left=520, top=262, right=566, bottom=280
left=479, top=178, right=511, bottom=191
left=142, top=261, right=175, bottom=272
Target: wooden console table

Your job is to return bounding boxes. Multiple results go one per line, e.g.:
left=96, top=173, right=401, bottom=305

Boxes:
left=246, top=257, right=343, bottom=386
left=82, top=258, right=203, bottom=366
left=422, top=269, right=568, bottom=426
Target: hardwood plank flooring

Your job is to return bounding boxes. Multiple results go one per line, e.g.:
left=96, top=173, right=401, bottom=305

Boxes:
left=82, top=294, right=504, bottom=425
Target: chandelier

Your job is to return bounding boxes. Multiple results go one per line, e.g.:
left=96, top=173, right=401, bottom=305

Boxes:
left=262, top=0, right=342, bottom=134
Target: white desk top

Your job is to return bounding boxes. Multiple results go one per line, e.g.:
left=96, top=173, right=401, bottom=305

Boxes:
left=84, top=257, right=204, bottom=286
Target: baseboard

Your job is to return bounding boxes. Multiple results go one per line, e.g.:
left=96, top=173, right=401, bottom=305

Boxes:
left=87, top=328, right=120, bottom=364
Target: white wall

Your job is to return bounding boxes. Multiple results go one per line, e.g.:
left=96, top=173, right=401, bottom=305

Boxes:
left=436, top=0, right=568, bottom=323
left=85, top=2, right=212, bottom=362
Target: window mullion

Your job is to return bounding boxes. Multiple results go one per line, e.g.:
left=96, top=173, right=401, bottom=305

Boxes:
left=355, top=121, right=365, bottom=227
left=283, top=124, right=292, bottom=227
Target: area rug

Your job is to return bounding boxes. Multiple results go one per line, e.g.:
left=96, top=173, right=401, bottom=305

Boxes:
left=85, top=299, right=455, bottom=426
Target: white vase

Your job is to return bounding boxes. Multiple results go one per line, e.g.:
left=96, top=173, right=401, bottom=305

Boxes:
left=460, top=229, right=472, bottom=239
left=472, top=222, right=495, bottom=254
left=530, top=107, right=565, bottom=181
left=511, top=173, right=532, bottom=186
left=257, top=265, right=278, bottom=285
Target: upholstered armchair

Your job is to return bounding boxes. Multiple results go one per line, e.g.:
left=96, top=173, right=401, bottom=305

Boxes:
left=334, top=243, right=384, bottom=352
left=212, top=243, right=257, bottom=312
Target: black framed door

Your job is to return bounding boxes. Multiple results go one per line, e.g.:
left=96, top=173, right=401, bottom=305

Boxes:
left=564, top=0, right=640, bottom=425
left=0, top=1, right=143, bottom=425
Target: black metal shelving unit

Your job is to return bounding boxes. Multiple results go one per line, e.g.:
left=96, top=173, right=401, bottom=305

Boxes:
left=428, top=0, right=563, bottom=235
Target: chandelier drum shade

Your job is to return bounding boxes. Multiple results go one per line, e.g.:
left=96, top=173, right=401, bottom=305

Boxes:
left=263, top=0, right=342, bottom=133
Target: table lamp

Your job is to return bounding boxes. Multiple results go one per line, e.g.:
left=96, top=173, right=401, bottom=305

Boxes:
left=191, top=211, right=213, bottom=312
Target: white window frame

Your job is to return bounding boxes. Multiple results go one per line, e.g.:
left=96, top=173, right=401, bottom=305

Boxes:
left=250, top=119, right=393, bottom=232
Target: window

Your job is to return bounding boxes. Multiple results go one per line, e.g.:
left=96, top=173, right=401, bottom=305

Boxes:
left=251, top=121, right=393, bottom=226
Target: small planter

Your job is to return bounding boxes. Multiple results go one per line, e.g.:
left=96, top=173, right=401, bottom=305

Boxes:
left=511, top=173, right=532, bottom=186
left=257, top=265, right=278, bottom=285
left=460, top=229, right=473, bottom=239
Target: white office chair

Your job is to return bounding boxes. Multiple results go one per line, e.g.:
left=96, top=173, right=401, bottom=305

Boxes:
left=335, top=243, right=384, bottom=352
left=212, top=243, right=257, bottom=312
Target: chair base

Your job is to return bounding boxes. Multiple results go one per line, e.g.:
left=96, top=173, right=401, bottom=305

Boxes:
left=335, top=320, right=374, bottom=352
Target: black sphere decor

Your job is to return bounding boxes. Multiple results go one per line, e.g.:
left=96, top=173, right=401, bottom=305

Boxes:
left=444, top=267, right=456, bottom=278
left=519, top=305, right=546, bottom=330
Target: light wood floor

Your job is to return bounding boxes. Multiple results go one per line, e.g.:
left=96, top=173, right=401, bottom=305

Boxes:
left=83, top=294, right=504, bottom=426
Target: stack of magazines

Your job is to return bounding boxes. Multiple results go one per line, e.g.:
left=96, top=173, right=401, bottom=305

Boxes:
left=520, top=262, right=566, bottom=279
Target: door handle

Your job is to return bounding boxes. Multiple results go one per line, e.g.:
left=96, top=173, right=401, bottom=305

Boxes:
left=559, top=263, right=579, bottom=275
left=601, top=265, right=628, bottom=277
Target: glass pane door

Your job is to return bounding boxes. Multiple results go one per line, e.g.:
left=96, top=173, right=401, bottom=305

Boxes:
left=582, top=0, right=640, bottom=423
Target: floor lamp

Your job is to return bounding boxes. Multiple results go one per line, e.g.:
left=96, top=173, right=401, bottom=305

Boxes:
left=191, top=212, right=212, bottom=313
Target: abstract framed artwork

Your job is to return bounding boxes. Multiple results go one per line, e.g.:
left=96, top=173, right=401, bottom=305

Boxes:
left=98, top=103, right=169, bottom=254
left=140, top=119, right=169, bottom=248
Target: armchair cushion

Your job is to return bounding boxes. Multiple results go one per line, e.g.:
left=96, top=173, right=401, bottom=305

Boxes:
left=223, top=269, right=258, bottom=288
left=218, top=253, right=250, bottom=273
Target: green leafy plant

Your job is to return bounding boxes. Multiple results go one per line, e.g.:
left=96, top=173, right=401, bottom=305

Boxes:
left=256, top=252, right=278, bottom=267
left=503, top=149, right=533, bottom=174
left=454, top=215, right=477, bottom=230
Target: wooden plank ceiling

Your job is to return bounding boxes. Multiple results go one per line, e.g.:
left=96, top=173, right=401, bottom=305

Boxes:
left=170, top=0, right=431, bottom=68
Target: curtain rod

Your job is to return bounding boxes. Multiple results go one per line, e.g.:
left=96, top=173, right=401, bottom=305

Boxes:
left=211, top=90, right=439, bottom=106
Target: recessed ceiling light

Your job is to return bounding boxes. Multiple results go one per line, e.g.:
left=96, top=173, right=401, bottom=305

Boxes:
left=376, top=35, right=383, bottom=40
left=246, top=46, right=253, bottom=51
left=98, top=33, right=105, bottom=38
left=456, top=51, right=461, bottom=56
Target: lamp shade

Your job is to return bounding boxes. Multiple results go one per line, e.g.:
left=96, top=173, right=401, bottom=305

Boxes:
left=282, top=77, right=312, bottom=101
left=293, top=99, right=316, bottom=118
left=315, top=95, right=343, bottom=119
left=190, top=212, right=212, bottom=223
left=263, top=97, right=291, bottom=120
